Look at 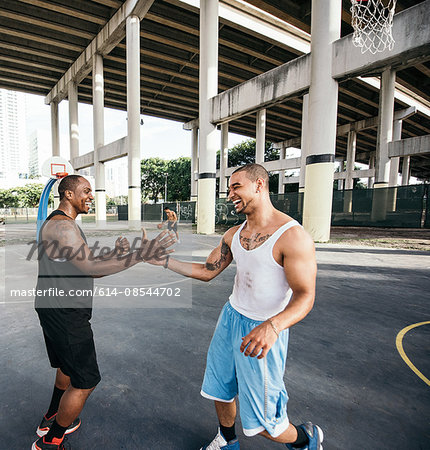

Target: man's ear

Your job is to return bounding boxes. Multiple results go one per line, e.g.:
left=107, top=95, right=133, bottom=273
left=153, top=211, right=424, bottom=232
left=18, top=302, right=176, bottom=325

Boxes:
left=65, top=190, right=73, bottom=200
left=256, top=178, right=265, bottom=192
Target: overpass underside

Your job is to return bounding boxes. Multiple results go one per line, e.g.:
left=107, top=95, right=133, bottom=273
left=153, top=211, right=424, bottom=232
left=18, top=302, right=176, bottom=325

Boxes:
left=1, top=0, right=429, bottom=240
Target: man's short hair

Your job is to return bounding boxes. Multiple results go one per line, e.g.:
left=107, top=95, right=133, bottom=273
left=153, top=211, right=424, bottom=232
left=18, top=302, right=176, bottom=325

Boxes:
left=232, top=163, right=269, bottom=188
left=164, top=207, right=170, bottom=211
left=58, top=175, right=84, bottom=200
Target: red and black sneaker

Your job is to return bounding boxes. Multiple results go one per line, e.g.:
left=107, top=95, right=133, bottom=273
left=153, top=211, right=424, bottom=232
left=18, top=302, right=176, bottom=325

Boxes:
left=36, top=415, right=81, bottom=437
left=31, top=435, right=71, bottom=450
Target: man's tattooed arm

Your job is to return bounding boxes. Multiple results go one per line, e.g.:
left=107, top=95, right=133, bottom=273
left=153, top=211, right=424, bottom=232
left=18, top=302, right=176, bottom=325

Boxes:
left=205, top=238, right=232, bottom=271
left=159, top=230, right=235, bottom=281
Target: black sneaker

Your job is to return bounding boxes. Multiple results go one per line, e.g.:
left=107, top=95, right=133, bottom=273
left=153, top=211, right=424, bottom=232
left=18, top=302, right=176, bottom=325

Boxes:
left=285, top=422, right=323, bottom=450
left=31, top=435, right=71, bottom=450
left=36, top=415, right=81, bottom=437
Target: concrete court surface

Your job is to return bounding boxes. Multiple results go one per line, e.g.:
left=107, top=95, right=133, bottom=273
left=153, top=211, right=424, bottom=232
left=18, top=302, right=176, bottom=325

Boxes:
left=1, top=223, right=429, bottom=450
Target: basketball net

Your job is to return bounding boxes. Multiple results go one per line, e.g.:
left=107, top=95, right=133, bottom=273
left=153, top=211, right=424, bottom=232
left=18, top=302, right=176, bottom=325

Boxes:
left=350, top=0, right=397, bottom=54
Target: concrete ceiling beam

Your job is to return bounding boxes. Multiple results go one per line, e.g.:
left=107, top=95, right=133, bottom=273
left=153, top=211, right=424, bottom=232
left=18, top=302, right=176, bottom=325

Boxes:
left=211, top=53, right=311, bottom=124
left=45, top=0, right=155, bottom=104
left=388, top=134, right=430, bottom=158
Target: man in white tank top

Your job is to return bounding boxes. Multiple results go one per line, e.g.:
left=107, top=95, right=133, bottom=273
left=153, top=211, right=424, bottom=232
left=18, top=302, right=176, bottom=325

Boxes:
left=155, top=164, right=322, bottom=450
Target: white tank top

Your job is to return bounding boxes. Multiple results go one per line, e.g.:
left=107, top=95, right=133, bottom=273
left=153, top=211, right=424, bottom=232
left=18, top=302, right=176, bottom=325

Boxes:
left=228, top=220, right=301, bottom=321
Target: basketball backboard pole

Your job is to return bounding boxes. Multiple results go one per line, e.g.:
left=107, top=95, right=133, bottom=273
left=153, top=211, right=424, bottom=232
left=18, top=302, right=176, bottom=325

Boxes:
left=37, top=157, right=73, bottom=242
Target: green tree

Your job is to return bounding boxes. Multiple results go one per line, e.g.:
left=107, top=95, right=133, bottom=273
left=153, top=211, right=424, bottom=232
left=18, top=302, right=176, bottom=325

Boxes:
left=166, top=157, right=191, bottom=201
left=0, top=184, right=52, bottom=208
left=141, top=158, right=168, bottom=203
left=0, top=188, right=20, bottom=208
left=216, top=139, right=279, bottom=168
left=106, top=195, right=116, bottom=207
left=17, top=184, right=49, bottom=207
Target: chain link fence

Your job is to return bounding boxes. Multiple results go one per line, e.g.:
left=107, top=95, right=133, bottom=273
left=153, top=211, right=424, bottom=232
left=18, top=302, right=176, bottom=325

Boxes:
left=331, top=185, right=428, bottom=228
left=116, top=184, right=430, bottom=229
left=0, top=207, right=46, bottom=224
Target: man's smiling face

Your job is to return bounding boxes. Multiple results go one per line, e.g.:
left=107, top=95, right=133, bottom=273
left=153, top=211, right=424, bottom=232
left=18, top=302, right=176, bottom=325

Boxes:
left=69, top=178, right=93, bottom=215
left=228, top=171, right=258, bottom=214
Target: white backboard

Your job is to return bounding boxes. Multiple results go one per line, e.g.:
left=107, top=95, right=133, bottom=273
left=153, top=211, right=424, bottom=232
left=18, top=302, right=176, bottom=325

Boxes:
left=41, top=156, right=74, bottom=178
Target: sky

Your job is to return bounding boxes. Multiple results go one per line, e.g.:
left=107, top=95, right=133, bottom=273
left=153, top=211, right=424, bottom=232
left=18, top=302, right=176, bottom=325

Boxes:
left=25, top=93, right=248, bottom=162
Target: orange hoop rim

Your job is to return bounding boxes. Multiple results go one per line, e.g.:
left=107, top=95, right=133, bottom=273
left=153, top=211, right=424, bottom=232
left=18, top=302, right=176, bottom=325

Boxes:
left=55, top=172, right=69, bottom=179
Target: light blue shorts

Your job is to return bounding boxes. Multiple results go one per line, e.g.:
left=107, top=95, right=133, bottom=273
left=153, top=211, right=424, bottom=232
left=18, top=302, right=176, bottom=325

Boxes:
left=201, top=302, right=290, bottom=437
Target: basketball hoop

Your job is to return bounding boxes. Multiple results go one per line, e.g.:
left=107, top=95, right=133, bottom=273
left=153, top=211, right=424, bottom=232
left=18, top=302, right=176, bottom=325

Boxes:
left=350, top=0, right=396, bottom=54
left=55, top=172, right=69, bottom=179
left=41, top=156, right=73, bottom=179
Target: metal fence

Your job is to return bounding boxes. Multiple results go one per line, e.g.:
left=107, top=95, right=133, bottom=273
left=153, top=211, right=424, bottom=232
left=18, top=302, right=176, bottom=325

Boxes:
left=178, top=201, right=196, bottom=223
left=0, top=207, right=45, bottom=224
left=116, top=184, right=430, bottom=229
left=331, top=184, right=428, bottom=228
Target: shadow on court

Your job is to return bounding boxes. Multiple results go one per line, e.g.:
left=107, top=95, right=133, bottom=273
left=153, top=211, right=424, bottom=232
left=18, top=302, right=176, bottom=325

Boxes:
left=1, top=225, right=429, bottom=449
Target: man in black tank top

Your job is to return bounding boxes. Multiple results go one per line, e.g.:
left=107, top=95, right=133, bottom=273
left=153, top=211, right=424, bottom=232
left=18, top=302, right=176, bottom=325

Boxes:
left=32, top=175, right=176, bottom=450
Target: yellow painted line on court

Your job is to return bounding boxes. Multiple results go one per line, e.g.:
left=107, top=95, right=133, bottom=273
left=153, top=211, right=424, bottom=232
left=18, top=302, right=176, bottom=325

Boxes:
left=396, top=321, right=430, bottom=387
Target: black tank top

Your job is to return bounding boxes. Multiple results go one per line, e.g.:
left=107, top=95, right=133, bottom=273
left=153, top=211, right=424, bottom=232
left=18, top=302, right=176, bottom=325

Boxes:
left=35, top=210, right=94, bottom=325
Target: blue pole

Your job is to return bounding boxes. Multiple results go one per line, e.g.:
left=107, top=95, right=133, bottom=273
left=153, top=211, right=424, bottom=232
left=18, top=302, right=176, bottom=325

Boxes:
left=36, top=178, right=57, bottom=242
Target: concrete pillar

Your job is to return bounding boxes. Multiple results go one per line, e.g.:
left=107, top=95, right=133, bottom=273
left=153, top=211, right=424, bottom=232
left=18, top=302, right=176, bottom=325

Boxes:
left=345, top=131, right=356, bottom=190
left=191, top=126, right=198, bottom=201
left=298, top=94, right=309, bottom=215
left=389, top=120, right=402, bottom=188
left=191, top=126, right=199, bottom=201
left=372, top=68, right=395, bottom=222
left=302, top=0, right=341, bottom=241
left=126, top=15, right=142, bottom=230
left=368, top=152, right=375, bottom=188
left=51, top=101, right=60, bottom=157
left=50, top=101, right=60, bottom=208
left=197, top=0, right=219, bottom=234
left=68, top=82, right=79, bottom=165
left=402, top=156, right=411, bottom=186
left=387, top=119, right=402, bottom=211
left=299, top=94, right=309, bottom=194
left=93, top=53, right=106, bottom=226
left=256, top=109, right=266, bottom=164
left=375, top=69, right=395, bottom=185
left=337, top=159, right=344, bottom=191
left=278, top=144, right=286, bottom=194
left=343, top=131, right=356, bottom=213
left=220, top=123, right=229, bottom=198
left=67, top=82, right=82, bottom=222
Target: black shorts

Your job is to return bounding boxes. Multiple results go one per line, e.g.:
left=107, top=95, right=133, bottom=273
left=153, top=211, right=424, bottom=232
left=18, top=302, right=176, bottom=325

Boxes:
left=167, top=221, right=178, bottom=232
left=39, top=315, right=101, bottom=389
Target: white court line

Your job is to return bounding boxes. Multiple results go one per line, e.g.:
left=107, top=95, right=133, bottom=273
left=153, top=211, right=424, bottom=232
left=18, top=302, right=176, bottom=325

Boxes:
left=0, top=300, right=34, bottom=304
left=198, top=242, right=218, bottom=249
left=97, top=277, right=190, bottom=288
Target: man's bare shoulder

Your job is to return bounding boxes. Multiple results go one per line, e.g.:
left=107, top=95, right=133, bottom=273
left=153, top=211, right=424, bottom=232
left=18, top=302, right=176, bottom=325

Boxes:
left=222, top=224, right=241, bottom=247
left=278, top=223, right=315, bottom=255
left=42, top=216, right=79, bottom=241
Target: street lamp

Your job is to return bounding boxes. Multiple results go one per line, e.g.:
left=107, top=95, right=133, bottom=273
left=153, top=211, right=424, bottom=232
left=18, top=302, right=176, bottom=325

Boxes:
left=164, top=172, right=168, bottom=203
